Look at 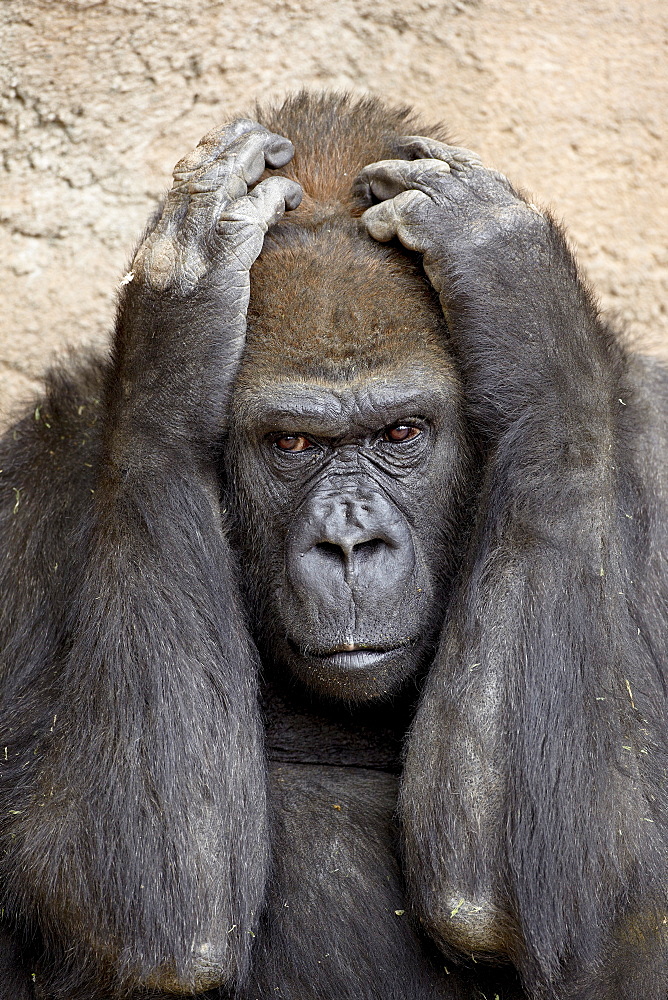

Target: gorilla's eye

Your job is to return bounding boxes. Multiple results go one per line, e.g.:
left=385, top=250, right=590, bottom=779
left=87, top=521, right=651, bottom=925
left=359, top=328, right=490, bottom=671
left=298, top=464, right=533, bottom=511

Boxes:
left=273, top=434, right=314, bottom=453
left=382, top=424, right=422, bottom=443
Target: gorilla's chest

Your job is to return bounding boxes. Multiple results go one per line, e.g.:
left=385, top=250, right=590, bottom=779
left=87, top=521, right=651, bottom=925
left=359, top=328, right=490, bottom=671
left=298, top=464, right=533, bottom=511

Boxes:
left=244, top=682, right=458, bottom=998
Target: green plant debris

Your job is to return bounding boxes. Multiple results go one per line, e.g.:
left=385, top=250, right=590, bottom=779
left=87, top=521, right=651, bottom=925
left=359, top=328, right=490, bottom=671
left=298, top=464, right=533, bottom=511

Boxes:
left=394, top=909, right=405, bottom=916
left=12, top=488, right=20, bottom=514
left=450, top=899, right=465, bottom=917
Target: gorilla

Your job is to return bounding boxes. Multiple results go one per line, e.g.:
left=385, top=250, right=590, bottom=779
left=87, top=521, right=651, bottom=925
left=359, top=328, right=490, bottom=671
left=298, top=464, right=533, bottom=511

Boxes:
left=1, top=91, right=667, bottom=1000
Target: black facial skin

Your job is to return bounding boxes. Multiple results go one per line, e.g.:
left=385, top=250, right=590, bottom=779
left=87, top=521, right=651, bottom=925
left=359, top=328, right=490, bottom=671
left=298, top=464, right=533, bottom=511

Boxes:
left=228, top=367, right=468, bottom=702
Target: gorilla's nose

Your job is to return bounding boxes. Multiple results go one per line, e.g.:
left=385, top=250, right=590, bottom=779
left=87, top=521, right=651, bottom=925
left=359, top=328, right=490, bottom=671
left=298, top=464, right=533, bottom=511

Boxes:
left=287, top=488, right=416, bottom=603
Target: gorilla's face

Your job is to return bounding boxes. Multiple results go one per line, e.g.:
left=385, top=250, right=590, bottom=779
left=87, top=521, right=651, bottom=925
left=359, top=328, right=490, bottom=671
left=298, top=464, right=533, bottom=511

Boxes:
left=227, top=223, right=469, bottom=701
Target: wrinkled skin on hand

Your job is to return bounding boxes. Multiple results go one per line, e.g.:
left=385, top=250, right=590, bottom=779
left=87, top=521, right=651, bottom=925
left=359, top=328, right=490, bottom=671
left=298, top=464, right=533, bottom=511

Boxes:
left=357, top=137, right=537, bottom=263
left=133, top=119, right=301, bottom=296
left=112, top=121, right=302, bottom=454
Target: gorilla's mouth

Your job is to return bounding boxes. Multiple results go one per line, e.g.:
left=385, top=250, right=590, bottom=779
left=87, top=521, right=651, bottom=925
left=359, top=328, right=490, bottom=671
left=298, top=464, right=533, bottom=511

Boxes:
left=288, top=640, right=412, bottom=671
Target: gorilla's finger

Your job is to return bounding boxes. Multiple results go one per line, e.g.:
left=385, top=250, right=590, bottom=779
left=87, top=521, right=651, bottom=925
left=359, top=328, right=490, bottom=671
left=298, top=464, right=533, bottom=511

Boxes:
left=175, top=131, right=273, bottom=201
left=264, top=135, right=295, bottom=169
left=210, top=177, right=302, bottom=284
left=197, top=118, right=265, bottom=152
left=246, top=175, right=303, bottom=219
left=217, top=176, right=303, bottom=240
left=397, top=136, right=484, bottom=171
left=174, top=126, right=293, bottom=192
left=169, top=133, right=294, bottom=244
left=362, top=189, right=429, bottom=245
left=173, top=120, right=264, bottom=176
left=357, top=158, right=451, bottom=202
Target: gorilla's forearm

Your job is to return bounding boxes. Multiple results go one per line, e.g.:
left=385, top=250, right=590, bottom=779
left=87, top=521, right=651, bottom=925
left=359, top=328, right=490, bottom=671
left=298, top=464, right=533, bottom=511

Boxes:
left=0, top=365, right=267, bottom=997
left=0, top=121, right=302, bottom=998
left=362, top=143, right=668, bottom=996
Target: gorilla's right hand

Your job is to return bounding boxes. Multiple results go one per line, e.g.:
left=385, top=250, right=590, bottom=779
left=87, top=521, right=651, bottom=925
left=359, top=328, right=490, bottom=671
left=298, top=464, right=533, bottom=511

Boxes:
left=109, top=121, right=301, bottom=463
left=133, top=120, right=301, bottom=299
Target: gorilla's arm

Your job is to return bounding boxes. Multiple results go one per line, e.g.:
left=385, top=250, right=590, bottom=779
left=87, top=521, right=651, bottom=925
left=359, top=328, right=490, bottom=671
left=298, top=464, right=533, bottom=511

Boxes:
left=360, top=146, right=668, bottom=998
left=0, top=123, right=301, bottom=996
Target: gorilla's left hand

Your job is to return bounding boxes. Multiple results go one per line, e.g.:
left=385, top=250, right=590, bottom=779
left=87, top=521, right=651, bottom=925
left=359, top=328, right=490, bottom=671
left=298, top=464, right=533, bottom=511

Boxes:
left=358, top=138, right=583, bottom=446
left=357, top=136, right=543, bottom=298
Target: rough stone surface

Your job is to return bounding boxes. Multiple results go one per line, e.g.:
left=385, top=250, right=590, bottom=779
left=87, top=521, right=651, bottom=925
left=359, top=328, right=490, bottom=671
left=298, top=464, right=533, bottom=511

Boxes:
left=1, top=0, right=666, bottom=426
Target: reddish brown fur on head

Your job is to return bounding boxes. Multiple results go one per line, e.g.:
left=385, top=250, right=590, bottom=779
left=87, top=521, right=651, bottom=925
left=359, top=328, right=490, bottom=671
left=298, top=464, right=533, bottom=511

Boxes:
left=238, top=92, right=453, bottom=392
left=255, top=91, right=449, bottom=219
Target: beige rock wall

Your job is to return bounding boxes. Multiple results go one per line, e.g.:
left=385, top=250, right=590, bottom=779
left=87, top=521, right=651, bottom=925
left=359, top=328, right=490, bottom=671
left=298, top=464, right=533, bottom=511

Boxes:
left=1, top=0, right=666, bottom=426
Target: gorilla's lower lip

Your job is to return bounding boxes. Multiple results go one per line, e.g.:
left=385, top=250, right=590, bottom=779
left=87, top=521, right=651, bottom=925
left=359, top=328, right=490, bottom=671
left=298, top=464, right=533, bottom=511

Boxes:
left=289, top=642, right=409, bottom=671
left=317, top=649, right=399, bottom=670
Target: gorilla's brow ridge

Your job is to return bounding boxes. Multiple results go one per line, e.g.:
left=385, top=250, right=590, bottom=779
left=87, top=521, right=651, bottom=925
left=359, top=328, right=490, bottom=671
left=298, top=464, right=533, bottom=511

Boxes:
left=242, top=379, right=455, bottom=435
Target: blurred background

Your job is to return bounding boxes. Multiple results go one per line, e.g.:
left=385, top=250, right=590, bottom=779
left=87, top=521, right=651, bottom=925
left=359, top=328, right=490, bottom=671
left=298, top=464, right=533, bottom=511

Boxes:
left=1, top=0, right=666, bottom=426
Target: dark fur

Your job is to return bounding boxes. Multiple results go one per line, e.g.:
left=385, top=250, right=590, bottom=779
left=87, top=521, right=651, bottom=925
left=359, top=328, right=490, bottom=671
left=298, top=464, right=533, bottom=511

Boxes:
left=0, top=92, right=667, bottom=1000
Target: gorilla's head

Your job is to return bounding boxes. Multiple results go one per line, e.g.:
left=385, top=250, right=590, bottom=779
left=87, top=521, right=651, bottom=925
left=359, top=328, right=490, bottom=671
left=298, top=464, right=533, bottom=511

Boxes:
left=227, top=217, right=469, bottom=701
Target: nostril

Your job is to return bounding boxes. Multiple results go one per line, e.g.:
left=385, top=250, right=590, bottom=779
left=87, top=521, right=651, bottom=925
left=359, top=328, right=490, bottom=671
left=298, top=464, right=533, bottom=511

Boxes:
left=352, top=538, right=385, bottom=557
left=314, top=538, right=387, bottom=561
left=316, top=541, right=344, bottom=559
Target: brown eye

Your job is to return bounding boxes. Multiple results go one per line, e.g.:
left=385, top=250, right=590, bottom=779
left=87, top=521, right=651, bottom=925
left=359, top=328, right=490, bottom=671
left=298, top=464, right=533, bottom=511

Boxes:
left=274, top=435, right=313, bottom=453
left=382, top=424, right=422, bottom=443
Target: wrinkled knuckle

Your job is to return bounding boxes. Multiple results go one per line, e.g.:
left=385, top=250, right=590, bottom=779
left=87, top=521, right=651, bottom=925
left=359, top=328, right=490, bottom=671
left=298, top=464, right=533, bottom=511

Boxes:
left=359, top=158, right=395, bottom=179
left=217, top=212, right=253, bottom=234
left=132, top=236, right=179, bottom=292
left=395, top=188, right=429, bottom=217
left=398, top=134, right=434, bottom=158
left=218, top=225, right=264, bottom=271
left=414, top=163, right=452, bottom=190
left=239, top=147, right=267, bottom=185
left=200, top=118, right=261, bottom=147
left=173, top=146, right=211, bottom=179
left=217, top=213, right=263, bottom=251
left=447, top=146, right=484, bottom=171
